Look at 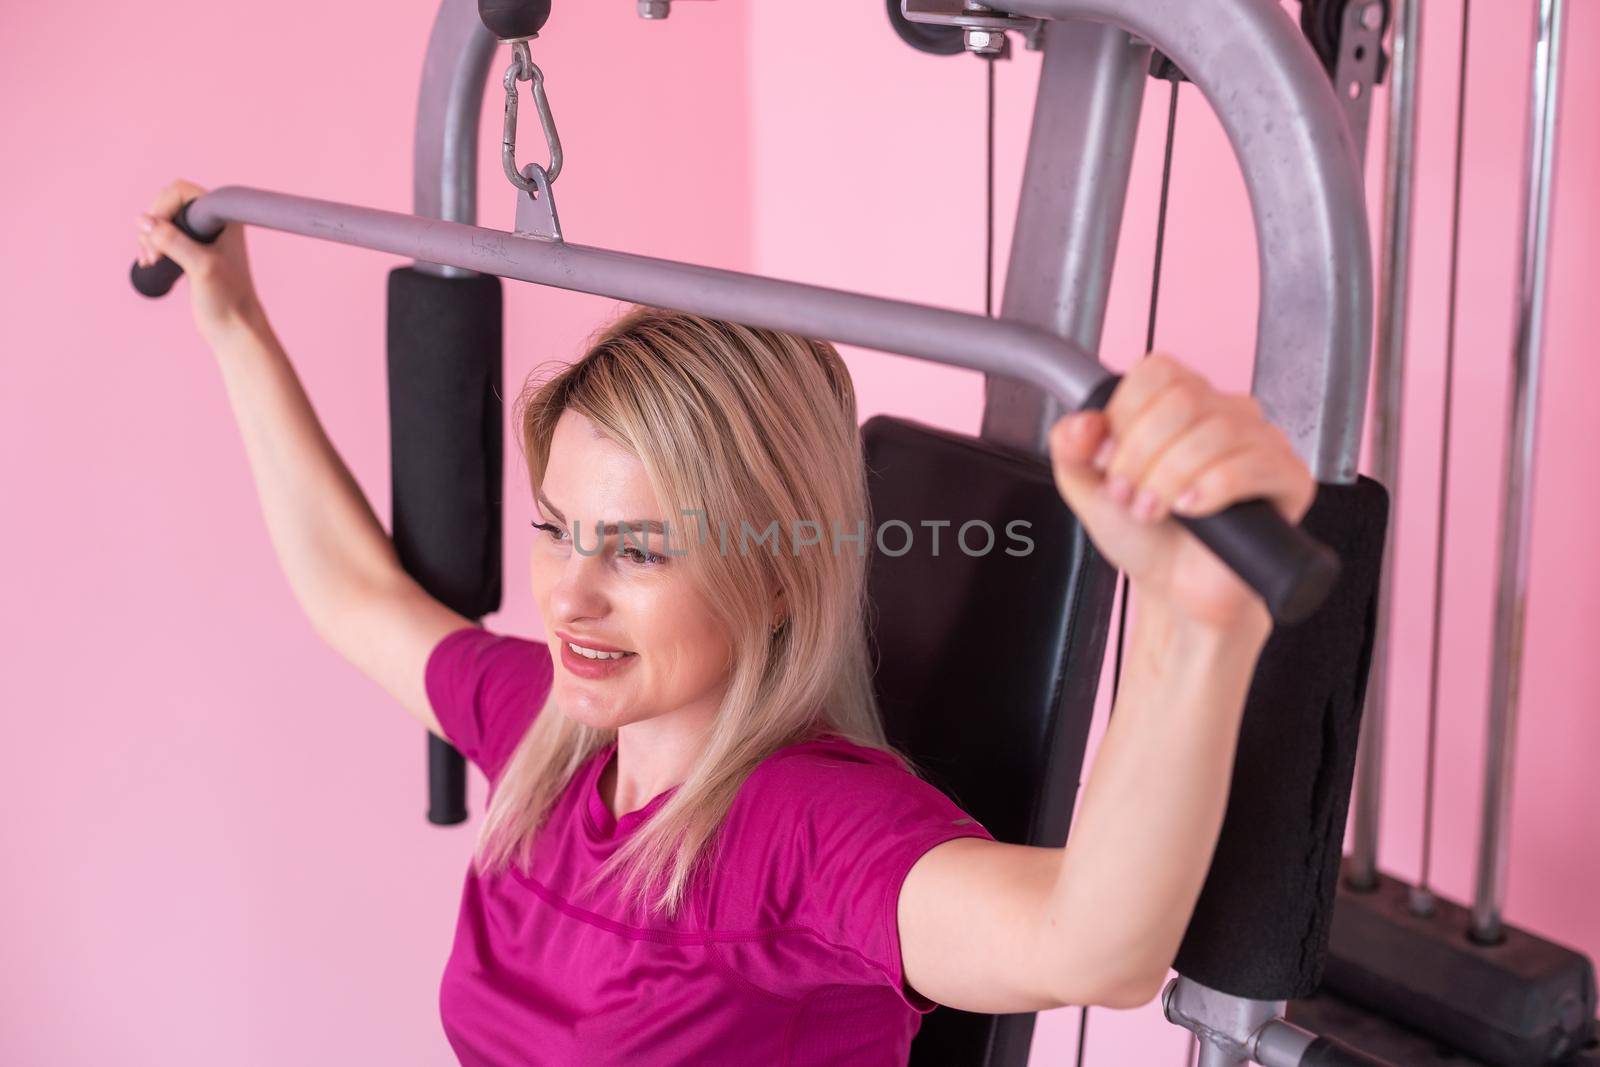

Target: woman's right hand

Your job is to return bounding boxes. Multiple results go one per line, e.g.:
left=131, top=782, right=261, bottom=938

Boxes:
left=1047, top=352, right=1316, bottom=635
left=135, top=179, right=265, bottom=344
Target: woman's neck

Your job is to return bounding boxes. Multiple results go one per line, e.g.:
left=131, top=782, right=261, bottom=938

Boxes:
left=602, top=703, right=717, bottom=818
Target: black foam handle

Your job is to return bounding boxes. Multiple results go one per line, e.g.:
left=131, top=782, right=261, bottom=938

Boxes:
left=1081, top=374, right=1341, bottom=626
left=129, top=200, right=221, bottom=298
left=427, top=732, right=469, bottom=825
left=1301, top=1036, right=1399, bottom=1067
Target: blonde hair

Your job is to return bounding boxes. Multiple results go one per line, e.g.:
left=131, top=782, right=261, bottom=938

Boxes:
left=476, top=305, right=910, bottom=920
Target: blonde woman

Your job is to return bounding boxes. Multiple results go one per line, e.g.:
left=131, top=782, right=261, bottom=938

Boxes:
left=137, top=180, right=1315, bottom=1066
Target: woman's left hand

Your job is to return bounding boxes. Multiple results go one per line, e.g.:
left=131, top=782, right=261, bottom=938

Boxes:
left=1046, top=352, right=1318, bottom=634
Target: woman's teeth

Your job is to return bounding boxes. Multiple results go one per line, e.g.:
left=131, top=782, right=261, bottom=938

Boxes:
left=567, top=641, right=633, bottom=660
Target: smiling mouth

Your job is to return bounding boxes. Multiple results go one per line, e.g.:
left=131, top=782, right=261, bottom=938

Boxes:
left=565, top=640, right=635, bottom=661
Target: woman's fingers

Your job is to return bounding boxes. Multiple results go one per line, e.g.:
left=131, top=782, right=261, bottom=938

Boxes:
left=1060, top=352, right=1315, bottom=530
left=1102, top=351, right=1198, bottom=432
left=136, top=178, right=211, bottom=268
left=145, top=178, right=206, bottom=219
left=138, top=212, right=207, bottom=275
left=1171, top=441, right=1317, bottom=526
left=1098, top=374, right=1222, bottom=511
left=1110, top=395, right=1263, bottom=525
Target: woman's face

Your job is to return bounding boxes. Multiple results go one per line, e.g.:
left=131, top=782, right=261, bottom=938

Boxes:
left=530, top=409, right=735, bottom=733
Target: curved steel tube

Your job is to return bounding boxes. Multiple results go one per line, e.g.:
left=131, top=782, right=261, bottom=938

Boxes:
left=412, top=0, right=498, bottom=274
left=988, top=0, right=1374, bottom=484
left=187, top=187, right=1113, bottom=408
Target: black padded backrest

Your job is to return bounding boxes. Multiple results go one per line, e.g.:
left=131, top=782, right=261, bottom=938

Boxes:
left=861, top=416, right=1120, bottom=1067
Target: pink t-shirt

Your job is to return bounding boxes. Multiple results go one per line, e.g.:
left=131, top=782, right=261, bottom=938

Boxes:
left=424, top=625, right=994, bottom=1066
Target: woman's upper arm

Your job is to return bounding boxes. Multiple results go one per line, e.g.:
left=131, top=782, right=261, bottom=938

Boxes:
left=897, top=836, right=1152, bottom=1014
left=313, top=567, right=475, bottom=739
left=896, top=837, right=1065, bottom=1014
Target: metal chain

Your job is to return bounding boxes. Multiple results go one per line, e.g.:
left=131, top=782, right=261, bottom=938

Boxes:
left=502, top=40, right=564, bottom=195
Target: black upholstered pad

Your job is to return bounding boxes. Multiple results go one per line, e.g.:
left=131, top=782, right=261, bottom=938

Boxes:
left=861, top=416, right=1120, bottom=1067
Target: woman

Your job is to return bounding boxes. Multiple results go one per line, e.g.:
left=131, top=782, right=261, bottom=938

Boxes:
left=136, top=179, right=1315, bottom=1066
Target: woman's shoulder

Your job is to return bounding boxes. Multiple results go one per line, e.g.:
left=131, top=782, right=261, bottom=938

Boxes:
left=745, top=730, right=910, bottom=790
left=733, top=730, right=982, bottom=834
left=704, top=728, right=992, bottom=942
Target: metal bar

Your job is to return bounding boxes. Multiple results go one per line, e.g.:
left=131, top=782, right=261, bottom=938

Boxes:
left=987, top=0, right=1373, bottom=485
left=1348, top=0, right=1424, bottom=893
left=1252, top=1019, right=1318, bottom=1067
left=1472, top=0, right=1568, bottom=944
left=413, top=0, right=498, bottom=274
left=981, top=18, right=1149, bottom=453
left=184, top=187, right=1113, bottom=409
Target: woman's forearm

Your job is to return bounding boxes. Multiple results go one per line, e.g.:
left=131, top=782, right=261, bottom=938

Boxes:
left=1046, top=594, right=1271, bottom=999
left=208, top=313, right=403, bottom=632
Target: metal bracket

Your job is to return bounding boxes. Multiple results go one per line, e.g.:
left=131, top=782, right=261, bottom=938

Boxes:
left=1163, top=976, right=1395, bottom=1067
left=1330, top=1, right=1388, bottom=166
left=512, top=162, right=563, bottom=241
left=902, top=0, right=1045, bottom=53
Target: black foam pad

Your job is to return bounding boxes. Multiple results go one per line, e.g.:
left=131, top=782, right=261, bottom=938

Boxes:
left=386, top=267, right=505, bottom=621
left=1173, top=476, right=1390, bottom=998
left=861, top=416, right=1120, bottom=1067
left=388, top=267, right=503, bottom=828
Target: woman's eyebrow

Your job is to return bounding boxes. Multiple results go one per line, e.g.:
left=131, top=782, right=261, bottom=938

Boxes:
left=535, top=490, right=666, bottom=536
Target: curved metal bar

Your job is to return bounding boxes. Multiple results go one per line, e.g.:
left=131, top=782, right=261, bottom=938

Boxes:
left=988, top=0, right=1374, bottom=484
left=413, top=0, right=498, bottom=273
left=185, top=187, right=1113, bottom=408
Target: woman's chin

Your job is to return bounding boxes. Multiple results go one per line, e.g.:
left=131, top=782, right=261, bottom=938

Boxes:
left=554, top=686, right=630, bottom=731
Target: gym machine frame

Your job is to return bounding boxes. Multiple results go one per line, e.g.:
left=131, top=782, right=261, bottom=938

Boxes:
left=1291, top=1, right=1598, bottom=1065
left=131, top=1, right=1386, bottom=1064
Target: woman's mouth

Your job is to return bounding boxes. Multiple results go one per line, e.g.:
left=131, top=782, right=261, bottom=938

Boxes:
left=559, top=638, right=638, bottom=680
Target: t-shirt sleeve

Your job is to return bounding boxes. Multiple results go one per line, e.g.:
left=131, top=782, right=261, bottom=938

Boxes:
left=770, top=751, right=996, bottom=1013
left=423, top=625, right=555, bottom=784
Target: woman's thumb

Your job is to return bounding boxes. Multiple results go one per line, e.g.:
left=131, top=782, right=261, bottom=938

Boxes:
left=140, top=213, right=206, bottom=275
left=1048, top=411, right=1108, bottom=505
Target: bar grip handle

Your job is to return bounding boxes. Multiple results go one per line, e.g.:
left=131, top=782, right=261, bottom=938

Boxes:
left=1082, top=375, right=1340, bottom=626
left=129, top=200, right=220, bottom=298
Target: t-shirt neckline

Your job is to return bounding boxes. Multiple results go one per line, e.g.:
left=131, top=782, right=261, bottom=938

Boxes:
left=584, top=742, right=680, bottom=840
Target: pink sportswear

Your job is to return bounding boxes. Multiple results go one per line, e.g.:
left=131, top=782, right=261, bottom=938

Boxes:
left=425, top=625, right=994, bottom=1066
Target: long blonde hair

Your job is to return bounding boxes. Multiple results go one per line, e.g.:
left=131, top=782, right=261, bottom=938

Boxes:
left=476, top=305, right=910, bottom=920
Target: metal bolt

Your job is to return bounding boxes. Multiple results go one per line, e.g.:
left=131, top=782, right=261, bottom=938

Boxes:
left=1361, top=1, right=1384, bottom=31
left=638, top=0, right=670, bottom=19
left=964, top=27, right=1006, bottom=55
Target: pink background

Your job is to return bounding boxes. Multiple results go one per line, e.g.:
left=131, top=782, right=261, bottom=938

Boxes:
left=3, top=1, right=1596, bottom=1063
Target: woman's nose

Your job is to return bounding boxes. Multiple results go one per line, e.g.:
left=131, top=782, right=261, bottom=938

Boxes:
left=545, top=552, right=610, bottom=623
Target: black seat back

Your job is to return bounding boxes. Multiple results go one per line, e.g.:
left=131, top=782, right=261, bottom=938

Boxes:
left=861, top=416, right=1120, bottom=1066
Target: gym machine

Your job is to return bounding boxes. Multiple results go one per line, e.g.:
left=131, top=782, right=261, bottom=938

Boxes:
left=130, top=1, right=1478, bottom=1063
left=1284, top=0, right=1599, bottom=1064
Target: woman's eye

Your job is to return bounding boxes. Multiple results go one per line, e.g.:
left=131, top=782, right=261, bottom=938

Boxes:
left=531, top=520, right=568, bottom=543
left=620, top=545, right=668, bottom=566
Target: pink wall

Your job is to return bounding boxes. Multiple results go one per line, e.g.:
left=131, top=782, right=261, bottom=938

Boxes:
left=1, top=2, right=750, bottom=1064
left=3, top=1, right=1595, bottom=1065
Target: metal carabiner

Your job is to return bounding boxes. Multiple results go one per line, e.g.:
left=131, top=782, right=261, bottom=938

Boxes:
left=501, top=40, right=563, bottom=195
